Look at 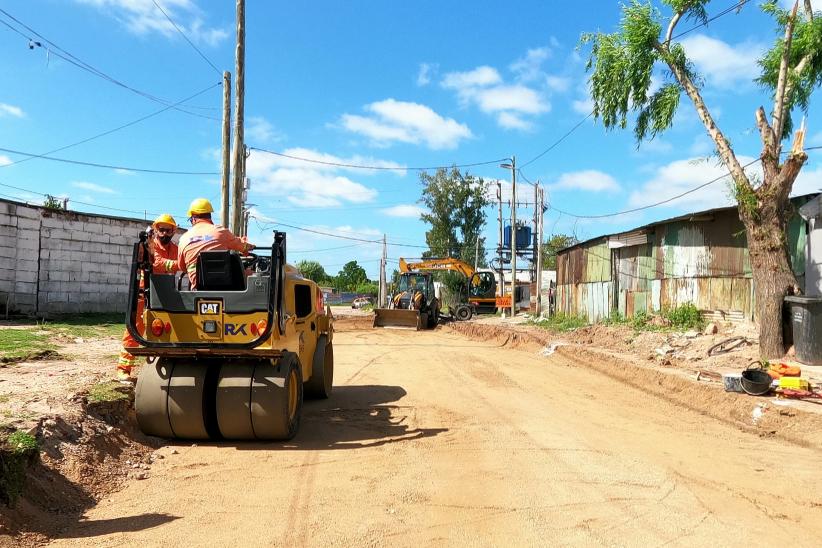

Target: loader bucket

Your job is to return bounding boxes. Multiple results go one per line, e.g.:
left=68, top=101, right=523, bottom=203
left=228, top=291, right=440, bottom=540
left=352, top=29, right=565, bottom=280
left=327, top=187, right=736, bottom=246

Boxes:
left=372, top=308, right=426, bottom=330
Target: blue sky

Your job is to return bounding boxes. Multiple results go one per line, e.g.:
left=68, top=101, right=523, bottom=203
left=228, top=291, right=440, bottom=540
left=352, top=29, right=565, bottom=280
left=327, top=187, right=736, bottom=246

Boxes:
left=1, top=0, right=820, bottom=278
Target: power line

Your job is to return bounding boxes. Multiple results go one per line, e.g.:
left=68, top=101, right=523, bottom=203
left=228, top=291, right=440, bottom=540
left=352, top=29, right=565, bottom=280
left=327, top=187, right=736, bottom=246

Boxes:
left=0, top=82, right=221, bottom=169
left=0, top=147, right=219, bottom=176
left=520, top=113, right=593, bottom=169
left=671, top=0, right=751, bottom=41
left=0, top=7, right=219, bottom=121
left=151, top=0, right=222, bottom=76
left=249, top=146, right=508, bottom=172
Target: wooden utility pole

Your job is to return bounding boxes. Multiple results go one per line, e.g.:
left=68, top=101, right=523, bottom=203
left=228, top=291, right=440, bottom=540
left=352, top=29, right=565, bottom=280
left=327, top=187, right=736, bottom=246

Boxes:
left=220, top=71, right=232, bottom=227
left=230, top=0, right=245, bottom=234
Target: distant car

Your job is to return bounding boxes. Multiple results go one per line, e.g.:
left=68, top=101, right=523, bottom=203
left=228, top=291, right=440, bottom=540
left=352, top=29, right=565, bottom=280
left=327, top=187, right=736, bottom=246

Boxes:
left=351, top=297, right=372, bottom=309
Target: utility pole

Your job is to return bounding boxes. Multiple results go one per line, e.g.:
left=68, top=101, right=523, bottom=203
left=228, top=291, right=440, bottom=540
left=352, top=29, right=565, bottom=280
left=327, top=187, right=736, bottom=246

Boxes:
left=535, top=185, right=544, bottom=317
left=474, top=236, right=480, bottom=270
left=509, top=156, right=517, bottom=319
left=379, top=235, right=387, bottom=307
left=533, top=180, right=539, bottom=314
left=230, top=0, right=245, bottom=234
left=220, top=71, right=232, bottom=227
left=497, top=180, right=504, bottom=297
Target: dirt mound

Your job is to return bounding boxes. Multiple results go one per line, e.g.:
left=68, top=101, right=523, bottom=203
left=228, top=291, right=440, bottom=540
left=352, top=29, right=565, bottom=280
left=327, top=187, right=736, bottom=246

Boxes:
left=0, top=387, right=158, bottom=547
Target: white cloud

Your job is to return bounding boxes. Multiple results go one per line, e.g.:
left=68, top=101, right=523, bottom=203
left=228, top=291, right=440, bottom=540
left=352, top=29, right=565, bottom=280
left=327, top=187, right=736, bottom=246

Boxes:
left=442, top=66, right=502, bottom=89
left=497, top=112, right=532, bottom=131
left=75, top=0, right=227, bottom=46
left=552, top=170, right=621, bottom=193
left=72, top=181, right=116, bottom=194
left=114, top=168, right=135, bottom=176
left=510, top=47, right=551, bottom=83
left=416, top=63, right=436, bottom=86
left=0, top=103, right=24, bottom=118
left=680, top=35, right=764, bottom=88
left=572, top=97, right=594, bottom=115
left=246, top=116, right=281, bottom=144
left=380, top=204, right=425, bottom=218
left=628, top=156, right=761, bottom=212
left=340, top=98, right=472, bottom=150
left=246, top=147, right=407, bottom=209
left=0, top=155, right=12, bottom=166
left=689, top=134, right=714, bottom=156
left=473, top=85, right=549, bottom=115
left=545, top=75, right=571, bottom=92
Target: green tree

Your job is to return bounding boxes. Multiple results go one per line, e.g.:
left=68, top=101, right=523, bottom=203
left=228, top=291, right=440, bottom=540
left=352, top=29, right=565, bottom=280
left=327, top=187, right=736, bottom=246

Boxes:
left=419, top=167, right=490, bottom=265
left=336, top=260, right=368, bottom=291
left=43, top=195, right=64, bottom=210
left=542, top=234, right=579, bottom=269
left=295, top=260, right=328, bottom=284
left=580, top=0, right=821, bottom=358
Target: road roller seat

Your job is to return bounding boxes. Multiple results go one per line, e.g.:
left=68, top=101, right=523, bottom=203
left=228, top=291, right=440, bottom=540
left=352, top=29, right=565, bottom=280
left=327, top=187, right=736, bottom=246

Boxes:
left=196, top=250, right=246, bottom=291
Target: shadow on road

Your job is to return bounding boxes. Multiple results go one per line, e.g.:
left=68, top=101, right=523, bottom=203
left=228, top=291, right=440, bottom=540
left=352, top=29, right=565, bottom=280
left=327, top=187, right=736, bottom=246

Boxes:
left=56, top=512, right=180, bottom=539
left=236, top=384, right=448, bottom=450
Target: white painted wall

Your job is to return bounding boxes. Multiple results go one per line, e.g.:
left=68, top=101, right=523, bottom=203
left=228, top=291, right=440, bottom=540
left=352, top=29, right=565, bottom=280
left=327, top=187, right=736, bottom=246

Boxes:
left=807, top=218, right=822, bottom=297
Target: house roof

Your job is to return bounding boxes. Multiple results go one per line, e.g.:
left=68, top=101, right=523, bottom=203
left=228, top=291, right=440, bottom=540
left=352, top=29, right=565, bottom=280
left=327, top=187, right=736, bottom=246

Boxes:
left=557, top=192, right=821, bottom=254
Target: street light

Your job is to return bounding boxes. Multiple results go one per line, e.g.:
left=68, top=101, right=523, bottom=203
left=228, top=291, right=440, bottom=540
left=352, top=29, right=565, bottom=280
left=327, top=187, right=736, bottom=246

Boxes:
left=500, top=157, right=516, bottom=319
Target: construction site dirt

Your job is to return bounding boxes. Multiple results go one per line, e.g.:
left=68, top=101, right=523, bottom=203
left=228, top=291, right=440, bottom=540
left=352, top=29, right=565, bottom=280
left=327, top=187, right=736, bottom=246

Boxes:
left=3, top=315, right=822, bottom=546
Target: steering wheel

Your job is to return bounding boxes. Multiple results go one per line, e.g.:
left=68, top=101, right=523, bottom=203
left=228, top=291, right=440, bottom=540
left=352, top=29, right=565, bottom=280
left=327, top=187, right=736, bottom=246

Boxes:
left=242, top=252, right=260, bottom=269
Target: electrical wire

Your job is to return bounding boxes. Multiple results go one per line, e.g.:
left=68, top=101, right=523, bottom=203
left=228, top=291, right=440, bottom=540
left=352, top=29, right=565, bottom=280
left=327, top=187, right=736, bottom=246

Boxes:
left=519, top=113, right=593, bottom=169
left=0, top=8, right=219, bottom=121
left=0, top=82, right=221, bottom=169
left=0, top=147, right=219, bottom=176
left=249, top=146, right=508, bottom=172
left=671, top=0, right=751, bottom=41
left=151, top=0, right=222, bottom=76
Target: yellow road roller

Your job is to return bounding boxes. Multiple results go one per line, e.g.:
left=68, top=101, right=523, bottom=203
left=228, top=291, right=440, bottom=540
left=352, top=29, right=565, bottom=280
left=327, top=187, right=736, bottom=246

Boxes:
left=125, top=231, right=333, bottom=441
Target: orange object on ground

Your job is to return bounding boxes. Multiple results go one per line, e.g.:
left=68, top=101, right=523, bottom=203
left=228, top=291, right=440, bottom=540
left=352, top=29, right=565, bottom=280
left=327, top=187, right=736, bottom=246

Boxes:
left=177, top=219, right=252, bottom=289
left=118, top=236, right=179, bottom=375
left=767, top=362, right=802, bottom=380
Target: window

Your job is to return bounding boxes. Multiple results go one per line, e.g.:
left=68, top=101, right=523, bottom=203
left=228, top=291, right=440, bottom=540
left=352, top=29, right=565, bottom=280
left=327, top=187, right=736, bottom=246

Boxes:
left=295, top=284, right=313, bottom=318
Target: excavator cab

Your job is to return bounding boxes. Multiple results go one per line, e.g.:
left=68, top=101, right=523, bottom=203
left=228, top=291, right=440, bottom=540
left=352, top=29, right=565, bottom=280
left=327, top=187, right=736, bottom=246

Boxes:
left=373, top=272, right=440, bottom=330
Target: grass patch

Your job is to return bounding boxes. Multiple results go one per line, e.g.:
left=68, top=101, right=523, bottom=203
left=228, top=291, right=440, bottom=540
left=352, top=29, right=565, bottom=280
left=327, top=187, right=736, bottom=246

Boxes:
left=662, top=303, right=704, bottom=331
left=527, top=313, right=588, bottom=332
left=39, top=313, right=124, bottom=339
left=1, top=429, right=39, bottom=506
left=0, top=330, right=57, bottom=363
left=87, top=381, right=129, bottom=403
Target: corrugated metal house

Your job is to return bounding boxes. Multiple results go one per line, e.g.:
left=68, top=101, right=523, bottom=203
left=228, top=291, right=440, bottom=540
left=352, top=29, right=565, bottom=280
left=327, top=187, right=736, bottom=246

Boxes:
left=555, top=194, right=819, bottom=322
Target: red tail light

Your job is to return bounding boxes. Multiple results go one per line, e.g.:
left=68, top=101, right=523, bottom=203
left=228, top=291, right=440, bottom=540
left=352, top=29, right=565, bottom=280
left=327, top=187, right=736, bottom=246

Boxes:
left=250, top=322, right=259, bottom=336
left=164, top=322, right=171, bottom=334
left=316, top=290, right=325, bottom=313
left=257, top=320, right=267, bottom=334
left=151, top=319, right=164, bottom=337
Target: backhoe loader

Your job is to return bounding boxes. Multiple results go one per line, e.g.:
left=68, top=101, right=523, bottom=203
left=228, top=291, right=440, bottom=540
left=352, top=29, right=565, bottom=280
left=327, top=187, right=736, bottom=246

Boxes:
left=125, top=230, right=333, bottom=441
left=372, top=257, right=498, bottom=328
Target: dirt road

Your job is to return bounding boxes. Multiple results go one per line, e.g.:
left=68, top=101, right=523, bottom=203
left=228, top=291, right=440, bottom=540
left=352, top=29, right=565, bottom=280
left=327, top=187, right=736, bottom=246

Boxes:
left=49, top=325, right=822, bottom=546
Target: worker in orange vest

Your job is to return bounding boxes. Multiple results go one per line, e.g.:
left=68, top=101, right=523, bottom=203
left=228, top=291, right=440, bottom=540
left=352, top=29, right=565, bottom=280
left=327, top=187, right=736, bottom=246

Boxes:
left=117, top=213, right=181, bottom=381
left=177, top=198, right=255, bottom=289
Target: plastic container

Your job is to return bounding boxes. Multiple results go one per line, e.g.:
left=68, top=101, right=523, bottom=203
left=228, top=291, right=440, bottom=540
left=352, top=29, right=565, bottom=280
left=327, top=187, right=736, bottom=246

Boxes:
left=784, top=296, right=822, bottom=365
left=723, top=373, right=743, bottom=393
left=778, top=377, right=810, bottom=391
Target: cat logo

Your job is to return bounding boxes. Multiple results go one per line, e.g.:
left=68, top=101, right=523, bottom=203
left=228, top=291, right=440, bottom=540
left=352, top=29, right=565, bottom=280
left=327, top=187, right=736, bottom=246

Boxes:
left=199, top=302, right=221, bottom=315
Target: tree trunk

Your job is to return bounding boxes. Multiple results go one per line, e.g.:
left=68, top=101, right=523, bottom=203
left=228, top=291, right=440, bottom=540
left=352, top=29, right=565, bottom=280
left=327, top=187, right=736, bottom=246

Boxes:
left=739, top=189, right=797, bottom=359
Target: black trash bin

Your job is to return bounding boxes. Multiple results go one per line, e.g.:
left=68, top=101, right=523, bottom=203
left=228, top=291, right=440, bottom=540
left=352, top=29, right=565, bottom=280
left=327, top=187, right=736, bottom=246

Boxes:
left=785, top=295, right=822, bottom=365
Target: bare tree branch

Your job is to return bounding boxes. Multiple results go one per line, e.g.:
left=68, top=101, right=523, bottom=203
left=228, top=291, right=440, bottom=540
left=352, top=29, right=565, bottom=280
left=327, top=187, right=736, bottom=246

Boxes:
left=772, top=1, right=800, bottom=145
left=804, top=0, right=813, bottom=21
left=756, top=107, right=779, bottom=184
left=665, top=11, right=685, bottom=44
left=653, top=41, right=751, bottom=190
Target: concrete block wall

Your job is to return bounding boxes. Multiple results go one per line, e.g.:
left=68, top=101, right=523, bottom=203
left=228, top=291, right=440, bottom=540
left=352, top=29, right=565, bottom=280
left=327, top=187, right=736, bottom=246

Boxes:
left=0, top=198, right=153, bottom=317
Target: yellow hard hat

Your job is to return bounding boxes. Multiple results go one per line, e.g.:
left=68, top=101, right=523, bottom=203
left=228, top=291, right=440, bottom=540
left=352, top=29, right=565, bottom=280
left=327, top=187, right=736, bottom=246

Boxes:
left=187, top=198, right=214, bottom=217
left=152, top=213, right=177, bottom=228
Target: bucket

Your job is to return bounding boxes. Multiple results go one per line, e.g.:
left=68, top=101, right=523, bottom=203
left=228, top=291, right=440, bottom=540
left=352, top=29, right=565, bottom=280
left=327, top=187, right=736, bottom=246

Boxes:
left=723, top=373, right=743, bottom=393
left=741, top=365, right=772, bottom=396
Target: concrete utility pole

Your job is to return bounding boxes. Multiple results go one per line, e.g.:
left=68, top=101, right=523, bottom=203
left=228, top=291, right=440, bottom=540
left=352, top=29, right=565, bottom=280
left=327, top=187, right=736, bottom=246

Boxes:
left=220, top=71, right=232, bottom=227
left=509, top=156, right=517, bottom=318
left=379, top=235, right=387, bottom=307
left=535, top=185, right=544, bottom=317
left=474, top=236, right=480, bottom=270
left=230, top=0, right=245, bottom=234
left=497, top=180, right=504, bottom=297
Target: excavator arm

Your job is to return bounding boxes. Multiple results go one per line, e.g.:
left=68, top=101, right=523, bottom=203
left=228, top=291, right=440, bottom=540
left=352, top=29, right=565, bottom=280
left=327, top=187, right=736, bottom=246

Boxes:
left=399, top=257, right=475, bottom=278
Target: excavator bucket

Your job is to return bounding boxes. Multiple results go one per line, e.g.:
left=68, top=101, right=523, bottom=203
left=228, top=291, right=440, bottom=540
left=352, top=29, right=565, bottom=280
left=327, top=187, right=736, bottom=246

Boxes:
left=372, top=308, right=426, bottom=330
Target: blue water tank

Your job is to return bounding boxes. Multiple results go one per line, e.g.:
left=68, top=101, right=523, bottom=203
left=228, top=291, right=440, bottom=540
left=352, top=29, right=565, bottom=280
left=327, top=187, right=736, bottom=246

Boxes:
left=503, top=225, right=532, bottom=249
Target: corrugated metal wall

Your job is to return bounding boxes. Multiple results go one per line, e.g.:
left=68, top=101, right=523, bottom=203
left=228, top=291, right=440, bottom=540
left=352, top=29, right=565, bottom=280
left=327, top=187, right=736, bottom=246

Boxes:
left=555, top=206, right=809, bottom=322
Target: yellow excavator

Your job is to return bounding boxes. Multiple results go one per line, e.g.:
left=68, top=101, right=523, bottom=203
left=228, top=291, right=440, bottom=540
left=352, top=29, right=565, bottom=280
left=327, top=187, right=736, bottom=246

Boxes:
left=373, top=257, right=498, bottom=328
left=125, top=230, right=333, bottom=441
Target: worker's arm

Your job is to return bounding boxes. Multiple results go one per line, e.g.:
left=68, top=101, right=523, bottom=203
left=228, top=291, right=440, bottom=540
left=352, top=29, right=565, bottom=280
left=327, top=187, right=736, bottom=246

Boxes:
left=216, top=227, right=255, bottom=253
left=153, top=253, right=178, bottom=273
